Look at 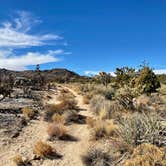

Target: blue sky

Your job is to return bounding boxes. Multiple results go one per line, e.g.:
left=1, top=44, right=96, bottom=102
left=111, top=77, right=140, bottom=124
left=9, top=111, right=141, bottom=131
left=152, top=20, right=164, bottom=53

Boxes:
left=0, top=0, right=166, bottom=75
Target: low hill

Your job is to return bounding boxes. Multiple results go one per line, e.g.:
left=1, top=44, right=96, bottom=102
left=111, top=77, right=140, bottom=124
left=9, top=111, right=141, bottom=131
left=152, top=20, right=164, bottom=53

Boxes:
left=0, top=68, right=80, bottom=82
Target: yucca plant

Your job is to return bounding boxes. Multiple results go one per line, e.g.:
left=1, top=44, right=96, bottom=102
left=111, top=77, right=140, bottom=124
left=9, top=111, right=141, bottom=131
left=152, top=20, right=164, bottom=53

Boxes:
left=118, top=112, right=166, bottom=148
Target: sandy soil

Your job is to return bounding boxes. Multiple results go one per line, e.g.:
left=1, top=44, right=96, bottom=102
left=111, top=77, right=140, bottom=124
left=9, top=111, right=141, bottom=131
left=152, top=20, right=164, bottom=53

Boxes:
left=0, top=86, right=92, bottom=166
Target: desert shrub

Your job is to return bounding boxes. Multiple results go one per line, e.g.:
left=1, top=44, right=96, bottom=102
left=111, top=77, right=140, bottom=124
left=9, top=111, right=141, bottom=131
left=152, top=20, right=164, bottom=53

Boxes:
left=83, top=94, right=92, bottom=104
left=115, top=67, right=135, bottom=87
left=91, top=120, right=105, bottom=140
left=44, top=100, right=77, bottom=121
left=12, top=154, right=25, bottom=166
left=125, top=143, right=166, bottom=166
left=90, top=95, right=111, bottom=119
left=104, top=90, right=114, bottom=100
left=135, top=66, right=161, bottom=94
left=22, top=107, right=35, bottom=119
left=104, top=120, right=118, bottom=136
left=90, top=119, right=118, bottom=140
left=52, top=114, right=65, bottom=124
left=86, top=117, right=97, bottom=128
left=47, top=123, right=67, bottom=139
left=33, top=141, right=55, bottom=158
left=82, top=148, right=113, bottom=166
left=63, top=109, right=78, bottom=123
left=44, top=104, right=63, bottom=121
left=95, top=72, right=112, bottom=87
left=57, top=92, right=75, bottom=101
left=118, top=112, right=166, bottom=149
left=76, top=83, right=96, bottom=94
left=60, top=98, right=78, bottom=110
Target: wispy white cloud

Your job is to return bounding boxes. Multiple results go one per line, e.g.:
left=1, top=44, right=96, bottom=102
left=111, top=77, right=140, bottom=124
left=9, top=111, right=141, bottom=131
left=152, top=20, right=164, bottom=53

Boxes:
left=0, top=11, right=68, bottom=70
left=0, top=49, right=63, bottom=70
left=0, top=12, right=61, bottom=49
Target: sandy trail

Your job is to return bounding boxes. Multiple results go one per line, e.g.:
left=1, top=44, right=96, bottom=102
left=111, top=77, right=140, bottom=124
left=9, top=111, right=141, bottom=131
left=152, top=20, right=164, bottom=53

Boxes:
left=0, top=86, right=92, bottom=166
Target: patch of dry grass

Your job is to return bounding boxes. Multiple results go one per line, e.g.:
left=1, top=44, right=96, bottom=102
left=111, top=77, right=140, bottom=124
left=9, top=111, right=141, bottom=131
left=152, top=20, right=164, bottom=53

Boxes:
left=33, top=141, right=55, bottom=158
left=83, top=94, right=92, bottom=104
left=86, top=117, right=96, bottom=128
left=88, top=119, right=118, bottom=140
left=89, top=95, right=111, bottom=119
left=125, top=143, right=166, bottom=166
left=47, top=123, right=67, bottom=139
left=22, top=107, right=35, bottom=119
left=52, top=114, right=65, bottom=124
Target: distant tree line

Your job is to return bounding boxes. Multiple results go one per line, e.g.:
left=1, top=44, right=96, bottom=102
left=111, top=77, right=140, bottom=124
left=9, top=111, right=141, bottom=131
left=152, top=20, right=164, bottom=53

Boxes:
left=93, top=63, right=161, bottom=94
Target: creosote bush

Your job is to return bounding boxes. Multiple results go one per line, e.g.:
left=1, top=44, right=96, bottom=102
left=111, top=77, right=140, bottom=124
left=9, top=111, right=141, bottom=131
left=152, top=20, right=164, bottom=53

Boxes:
left=22, top=107, right=35, bottom=119
left=47, top=123, right=67, bottom=139
left=33, top=141, right=55, bottom=158
left=135, top=66, right=161, bottom=94
left=125, top=143, right=166, bottom=166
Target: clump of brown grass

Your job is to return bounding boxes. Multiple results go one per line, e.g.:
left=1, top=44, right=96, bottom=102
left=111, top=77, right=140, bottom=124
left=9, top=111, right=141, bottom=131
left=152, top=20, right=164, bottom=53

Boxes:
left=44, top=104, right=61, bottom=121
left=86, top=117, right=96, bottom=128
left=104, top=120, right=118, bottom=136
left=89, top=119, right=118, bottom=140
left=47, top=123, right=67, bottom=139
left=22, top=107, right=35, bottom=119
left=59, top=98, right=78, bottom=110
left=52, top=114, right=65, bottom=124
left=83, top=94, right=92, bottom=104
left=33, top=141, right=55, bottom=158
left=12, top=154, right=25, bottom=166
left=125, top=143, right=166, bottom=166
left=89, top=95, right=111, bottom=119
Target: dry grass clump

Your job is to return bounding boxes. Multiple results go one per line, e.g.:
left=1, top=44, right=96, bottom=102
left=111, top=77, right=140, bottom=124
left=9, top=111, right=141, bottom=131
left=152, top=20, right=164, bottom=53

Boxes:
left=59, top=98, right=78, bottom=110
left=89, top=95, right=111, bottom=119
left=83, top=94, right=92, bottom=104
left=22, top=107, right=35, bottom=119
left=52, top=114, right=65, bottom=124
left=44, top=104, right=63, bottom=121
left=44, top=98, right=77, bottom=121
left=125, top=143, right=166, bottom=166
left=12, top=154, right=25, bottom=166
left=47, top=123, right=67, bottom=139
left=118, top=112, right=166, bottom=149
left=33, top=141, right=55, bottom=158
left=87, top=118, right=118, bottom=140
left=82, top=148, right=113, bottom=166
left=86, top=117, right=97, bottom=128
left=104, top=120, right=119, bottom=136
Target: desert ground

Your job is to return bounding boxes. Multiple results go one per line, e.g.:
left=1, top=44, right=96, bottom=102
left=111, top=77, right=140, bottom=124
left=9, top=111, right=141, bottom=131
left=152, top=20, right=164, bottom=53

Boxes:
left=0, top=67, right=166, bottom=166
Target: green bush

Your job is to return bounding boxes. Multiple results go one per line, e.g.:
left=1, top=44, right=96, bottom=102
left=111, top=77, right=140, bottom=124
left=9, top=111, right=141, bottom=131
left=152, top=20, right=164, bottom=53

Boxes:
left=135, top=66, right=160, bottom=94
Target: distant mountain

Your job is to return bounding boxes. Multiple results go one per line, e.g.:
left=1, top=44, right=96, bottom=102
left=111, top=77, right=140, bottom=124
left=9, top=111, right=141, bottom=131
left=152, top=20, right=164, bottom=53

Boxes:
left=0, top=68, right=80, bottom=82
